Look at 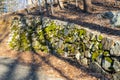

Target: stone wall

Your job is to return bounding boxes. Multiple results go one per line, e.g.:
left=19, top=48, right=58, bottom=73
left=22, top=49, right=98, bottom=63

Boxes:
left=9, top=17, right=120, bottom=80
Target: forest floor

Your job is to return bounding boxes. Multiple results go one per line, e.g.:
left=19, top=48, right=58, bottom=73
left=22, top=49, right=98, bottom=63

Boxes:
left=49, top=0, right=120, bottom=40
left=0, top=0, right=120, bottom=80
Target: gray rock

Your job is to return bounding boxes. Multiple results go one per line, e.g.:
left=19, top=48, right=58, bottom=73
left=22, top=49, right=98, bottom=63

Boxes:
left=54, top=20, right=68, bottom=27
left=96, top=54, right=102, bottom=65
left=84, top=36, right=90, bottom=43
left=66, top=23, right=75, bottom=29
left=102, top=38, right=114, bottom=50
left=112, top=13, right=120, bottom=27
left=42, top=17, right=51, bottom=28
left=113, top=60, right=120, bottom=72
left=101, top=11, right=114, bottom=19
left=75, top=52, right=81, bottom=60
left=113, top=72, right=120, bottom=80
left=81, top=58, right=88, bottom=66
left=83, top=39, right=88, bottom=44
left=89, top=32, right=95, bottom=40
left=57, top=39, right=64, bottom=48
left=86, top=41, right=94, bottom=49
left=85, top=31, right=90, bottom=40
left=91, top=42, right=99, bottom=51
left=102, top=59, right=112, bottom=71
left=110, top=41, right=120, bottom=56
left=64, top=52, right=68, bottom=57
left=84, top=51, right=91, bottom=58
left=101, top=11, right=120, bottom=28
left=64, top=28, right=69, bottom=36
left=96, top=34, right=103, bottom=42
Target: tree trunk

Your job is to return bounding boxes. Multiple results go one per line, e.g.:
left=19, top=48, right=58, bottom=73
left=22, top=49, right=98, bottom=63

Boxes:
left=38, top=0, right=42, bottom=13
left=75, top=0, right=78, bottom=7
left=53, top=0, right=57, bottom=4
left=50, top=0, right=54, bottom=15
left=57, top=0, right=64, bottom=9
left=83, top=0, right=92, bottom=13
left=45, top=0, right=49, bottom=16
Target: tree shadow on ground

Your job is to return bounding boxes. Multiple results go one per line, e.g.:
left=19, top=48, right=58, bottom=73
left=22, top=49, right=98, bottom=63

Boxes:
left=0, top=32, right=9, bottom=44
left=64, top=3, right=84, bottom=13
left=23, top=53, right=39, bottom=80
left=0, top=22, right=9, bottom=44
left=0, top=52, right=21, bottom=80
left=47, top=15, right=120, bottom=37
left=92, top=2, right=120, bottom=11
left=0, top=51, right=40, bottom=80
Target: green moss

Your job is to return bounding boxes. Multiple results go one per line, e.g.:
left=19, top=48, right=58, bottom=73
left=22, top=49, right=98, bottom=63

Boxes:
left=105, top=57, right=113, bottom=63
left=40, top=46, right=49, bottom=53
left=33, top=40, right=41, bottom=50
left=98, top=35, right=103, bottom=41
left=103, top=51, right=109, bottom=56
left=57, top=49, right=64, bottom=54
left=82, top=42, right=86, bottom=53
left=98, top=50, right=104, bottom=54
left=37, top=30, right=44, bottom=40
left=92, top=37, right=96, bottom=41
left=92, top=51, right=100, bottom=61
left=79, top=42, right=86, bottom=53
left=78, top=29, right=86, bottom=37
left=65, top=37, right=74, bottom=43
left=98, top=43, right=103, bottom=50
left=67, top=44, right=75, bottom=54
left=45, top=21, right=59, bottom=38
left=20, top=31, right=30, bottom=51
left=9, top=20, right=21, bottom=50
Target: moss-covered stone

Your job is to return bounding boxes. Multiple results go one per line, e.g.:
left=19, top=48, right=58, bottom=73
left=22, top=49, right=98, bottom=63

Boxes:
left=78, top=29, right=86, bottom=37
left=98, top=43, right=103, bottom=50
left=105, top=57, right=113, bottom=63
left=103, top=51, right=110, bottom=56
left=102, top=57, right=114, bottom=72
left=98, top=35, right=103, bottom=41
left=92, top=51, right=100, bottom=61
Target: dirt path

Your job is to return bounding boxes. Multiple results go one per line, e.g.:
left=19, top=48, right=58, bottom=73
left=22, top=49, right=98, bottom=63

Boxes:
left=0, top=53, right=103, bottom=80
